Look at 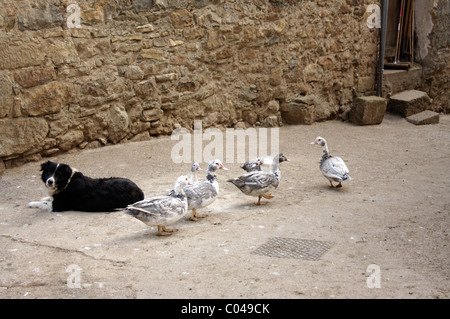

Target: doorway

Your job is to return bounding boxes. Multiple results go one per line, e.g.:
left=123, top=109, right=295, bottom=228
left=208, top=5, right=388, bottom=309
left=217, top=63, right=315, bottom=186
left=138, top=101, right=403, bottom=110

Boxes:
left=385, top=0, right=415, bottom=65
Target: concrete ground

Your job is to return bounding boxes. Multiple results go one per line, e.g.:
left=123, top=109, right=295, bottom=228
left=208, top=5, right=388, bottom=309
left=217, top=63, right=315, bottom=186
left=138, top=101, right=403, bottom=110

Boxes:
left=0, top=113, right=449, bottom=299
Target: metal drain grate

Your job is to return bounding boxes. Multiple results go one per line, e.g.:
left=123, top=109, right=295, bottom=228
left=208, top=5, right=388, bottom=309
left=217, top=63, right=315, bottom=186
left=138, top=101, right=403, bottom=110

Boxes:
left=252, top=237, right=333, bottom=261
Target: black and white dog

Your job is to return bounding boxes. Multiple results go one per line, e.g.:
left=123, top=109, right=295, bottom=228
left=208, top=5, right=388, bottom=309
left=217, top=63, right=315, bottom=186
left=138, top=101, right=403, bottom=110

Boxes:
left=28, top=161, right=144, bottom=212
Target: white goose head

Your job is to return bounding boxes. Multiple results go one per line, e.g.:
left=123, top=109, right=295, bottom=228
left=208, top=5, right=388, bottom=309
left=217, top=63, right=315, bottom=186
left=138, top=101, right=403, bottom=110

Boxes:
left=191, top=162, right=202, bottom=172
left=310, top=136, right=330, bottom=156
left=189, top=162, right=202, bottom=183
left=207, top=159, right=228, bottom=173
left=310, top=136, right=327, bottom=147
left=173, top=175, right=191, bottom=195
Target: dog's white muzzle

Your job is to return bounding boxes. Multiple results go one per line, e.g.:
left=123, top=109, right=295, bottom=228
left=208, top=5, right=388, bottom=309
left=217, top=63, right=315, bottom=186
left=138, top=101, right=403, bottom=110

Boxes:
left=45, top=177, right=56, bottom=189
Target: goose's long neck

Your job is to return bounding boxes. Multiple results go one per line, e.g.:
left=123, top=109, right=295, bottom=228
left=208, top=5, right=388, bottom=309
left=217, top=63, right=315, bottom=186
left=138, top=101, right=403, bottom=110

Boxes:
left=206, top=169, right=217, bottom=184
left=190, top=171, right=197, bottom=183
left=205, top=163, right=218, bottom=181
left=270, top=155, right=281, bottom=176
left=321, top=143, right=331, bottom=159
left=173, top=182, right=186, bottom=198
left=206, top=165, right=219, bottom=193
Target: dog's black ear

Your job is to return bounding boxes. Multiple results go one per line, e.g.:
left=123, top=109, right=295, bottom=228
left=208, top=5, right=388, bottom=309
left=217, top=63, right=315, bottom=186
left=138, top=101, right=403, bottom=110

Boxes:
left=40, top=161, right=51, bottom=172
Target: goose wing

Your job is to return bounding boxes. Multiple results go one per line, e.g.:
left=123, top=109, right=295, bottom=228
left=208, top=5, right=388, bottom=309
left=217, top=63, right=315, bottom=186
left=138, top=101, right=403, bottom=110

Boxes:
left=228, top=171, right=278, bottom=197
left=184, top=182, right=218, bottom=208
left=126, top=196, right=185, bottom=216
left=321, top=156, right=349, bottom=179
left=235, top=171, right=277, bottom=188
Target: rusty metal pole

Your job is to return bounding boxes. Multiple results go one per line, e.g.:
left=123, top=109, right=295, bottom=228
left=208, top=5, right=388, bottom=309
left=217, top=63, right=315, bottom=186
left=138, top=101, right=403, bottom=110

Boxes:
left=377, top=0, right=389, bottom=97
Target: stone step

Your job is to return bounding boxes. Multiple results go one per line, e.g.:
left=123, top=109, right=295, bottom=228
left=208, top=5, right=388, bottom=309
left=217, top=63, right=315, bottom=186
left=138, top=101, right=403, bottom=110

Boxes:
left=387, top=90, right=431, bottom=117
left=406, top=110, right=440, bottom=125
left=382, top=65, right=423, bottom=97
left=349, top=96, right=387, bottom=125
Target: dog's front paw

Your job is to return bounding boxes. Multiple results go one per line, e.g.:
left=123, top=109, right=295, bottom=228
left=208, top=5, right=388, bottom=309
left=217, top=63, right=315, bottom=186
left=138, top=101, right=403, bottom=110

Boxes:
left=28, top=201, right=52, bottom=212
left=28, top=201, right=40, bottom=208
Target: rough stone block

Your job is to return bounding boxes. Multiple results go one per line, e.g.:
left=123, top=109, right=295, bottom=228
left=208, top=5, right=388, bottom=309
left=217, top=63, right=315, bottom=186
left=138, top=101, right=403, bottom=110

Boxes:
left=142, top=107, right=164, bottom=122
left=406, top=110, right=439, bottom=125
left=387, top=90, right=431, bottom=117
left=382, top=66, right=423, bottom=97
left=20, top=82, right=73, bottom=117
left=17, top=4, right=65, bottom=31
left=135, top=24, right=155, bottom=33
left=349, top=96, right=387, bottom=125
left=121, top=65, right=144, bottom=80
left=14, top=67, right=56, bottom=88
left=170, top=9, right=194, bottom=29
left=133, top=0, right=154, bottom=12
left=141, top=49, right=165, bottom=61
left=0, top=37, right=44, bottom=69
left=81, top=8, right=105, bottom=25
left=280, top=101, right=314, bottom=125
left=0, top=75, right=13, bottom=118
left=58, top=130, right=84, bottom=151
left=0, top=118, right=49, bottom=157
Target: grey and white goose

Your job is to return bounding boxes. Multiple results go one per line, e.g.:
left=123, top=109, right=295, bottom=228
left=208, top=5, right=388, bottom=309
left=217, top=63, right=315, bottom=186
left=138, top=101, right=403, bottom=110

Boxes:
left=241, top=155, right=285, bottom=172
left=241, top=157, right=262, bottom=172
left=228, top=153, right=289, bottom=205
left=184, top=159, right=228, bottom=221
left=310, top=136, right=352, bottom=187
left=189, top=162, right=202, bottom=183
left=125, top=175, right=191, bottom=236
left=167, top=162, right=202, bottom=195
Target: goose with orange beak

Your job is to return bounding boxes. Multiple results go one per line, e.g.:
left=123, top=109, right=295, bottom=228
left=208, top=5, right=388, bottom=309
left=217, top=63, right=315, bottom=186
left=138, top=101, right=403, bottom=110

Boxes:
left=310, top=136, right=352, bottom=188
left=228, top=153, right=289, bottom=205
left=184, top=159, right=228, bottom=221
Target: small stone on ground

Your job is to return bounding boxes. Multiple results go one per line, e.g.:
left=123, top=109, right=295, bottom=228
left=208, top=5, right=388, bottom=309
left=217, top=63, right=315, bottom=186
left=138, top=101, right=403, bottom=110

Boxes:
left=406, top=110, right=439, bottom=125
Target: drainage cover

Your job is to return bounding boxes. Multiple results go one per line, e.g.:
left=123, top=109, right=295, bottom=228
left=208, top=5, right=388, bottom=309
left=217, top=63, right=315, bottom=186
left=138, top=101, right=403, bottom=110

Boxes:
left=252, top=237, right=333, bottom=261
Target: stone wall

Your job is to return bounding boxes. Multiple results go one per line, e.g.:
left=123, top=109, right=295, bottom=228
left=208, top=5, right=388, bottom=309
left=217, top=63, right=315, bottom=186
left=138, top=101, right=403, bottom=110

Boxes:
left=0, top=0, right=444, bottom=170
left=417, top=0, right=450, bottom=114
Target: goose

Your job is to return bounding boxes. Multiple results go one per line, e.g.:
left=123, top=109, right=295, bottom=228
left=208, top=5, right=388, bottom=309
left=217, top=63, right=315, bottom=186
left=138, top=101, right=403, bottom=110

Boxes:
left=241, top=155, right=278, bottom=172
left=185, top=159, right=228, bottom=221
left=241, top=157, right=262, bottom=172
left=189, top=162, right=202, bottom=183
left=228, top=153, right=289, bottom=205
left=167, top=162, right=202, bottom=195
left=125, top=175, right=191, bottom=236
left=310, top=136, right=352, bottom=187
